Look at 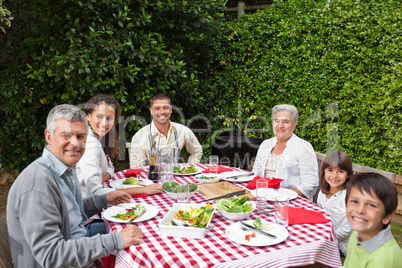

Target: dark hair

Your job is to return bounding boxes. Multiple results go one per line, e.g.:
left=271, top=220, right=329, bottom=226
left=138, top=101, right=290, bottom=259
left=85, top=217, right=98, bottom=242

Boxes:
left=83, top=94, right=120, bottom=159
left=319, top=150, right=353, bottom=194
left=345, top=172, right=398, bottom=228
left=150, top=93, right=171, bottom=107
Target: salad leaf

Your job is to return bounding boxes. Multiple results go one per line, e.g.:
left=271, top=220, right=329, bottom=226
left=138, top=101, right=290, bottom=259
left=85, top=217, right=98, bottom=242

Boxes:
left=253, top=217, right=269, bottom=230
left=217, top=196, right=252, bottom=213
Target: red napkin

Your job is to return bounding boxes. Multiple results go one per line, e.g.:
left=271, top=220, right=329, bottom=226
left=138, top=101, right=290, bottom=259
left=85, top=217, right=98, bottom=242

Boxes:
left=285, top=207, right=330, bottom=225
left=203, top=166, right=233, bottom=173
left=100, top=254, right=115, bottom=268
left=246, top=176, right=283, bottom=190
left=123, top=169, right=143, bottom=177
left=132, top=194, right=149, bottom=198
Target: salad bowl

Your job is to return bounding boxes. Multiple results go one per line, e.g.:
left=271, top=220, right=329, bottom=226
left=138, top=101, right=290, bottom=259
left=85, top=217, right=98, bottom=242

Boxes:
left=162, top=181, right=198, bottom=200
left=216, top=197, right=256, bottom=221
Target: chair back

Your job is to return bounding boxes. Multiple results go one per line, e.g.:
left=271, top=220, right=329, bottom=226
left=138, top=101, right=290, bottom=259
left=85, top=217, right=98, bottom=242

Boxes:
left=0, top=216, right=13, bottom=268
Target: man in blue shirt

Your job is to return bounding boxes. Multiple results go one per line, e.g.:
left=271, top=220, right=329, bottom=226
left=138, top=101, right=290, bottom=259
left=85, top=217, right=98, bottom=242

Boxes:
left=7, top=104, right=142, bottom=268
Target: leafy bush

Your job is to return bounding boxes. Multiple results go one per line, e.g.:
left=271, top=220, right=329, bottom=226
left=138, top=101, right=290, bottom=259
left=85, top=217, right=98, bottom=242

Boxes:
left=0, top=0, right=226, bottom=170
left=204, top=0, right=402, bottom=173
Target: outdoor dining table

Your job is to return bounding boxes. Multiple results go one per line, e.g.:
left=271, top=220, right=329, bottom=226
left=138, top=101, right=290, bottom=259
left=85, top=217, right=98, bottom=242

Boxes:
left=102, top=164, right=343, bottom=268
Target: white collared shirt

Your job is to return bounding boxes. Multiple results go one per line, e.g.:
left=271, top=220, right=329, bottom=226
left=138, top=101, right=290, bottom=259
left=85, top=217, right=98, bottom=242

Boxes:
left=130, top=120, right=202, bottom=168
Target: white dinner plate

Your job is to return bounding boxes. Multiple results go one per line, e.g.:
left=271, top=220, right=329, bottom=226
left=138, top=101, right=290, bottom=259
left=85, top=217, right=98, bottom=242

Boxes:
left=103, top=203, right=159, bottom=223
left=219, top=171, right=254, bottom=182
left=109, top=178, right=153, bottom=189
left=250, top=188, right=298, bottom=202
left=225, top=219, right=288, bottom=246
left=173, top=165, right=204, bottom=176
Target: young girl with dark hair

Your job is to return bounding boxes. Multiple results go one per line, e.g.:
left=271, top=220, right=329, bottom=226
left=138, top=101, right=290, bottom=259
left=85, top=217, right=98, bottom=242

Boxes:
left=317, top=149, right=353, bottom=257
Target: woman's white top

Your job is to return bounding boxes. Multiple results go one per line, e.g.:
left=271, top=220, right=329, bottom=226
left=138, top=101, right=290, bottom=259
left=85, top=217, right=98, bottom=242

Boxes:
left=252, top=134, right=319, bottom=200
left=76, top=129, right=115, bottom=199
left=317, top=189, right=352, bottom=256
left=264, top=153, right=278, bottom=179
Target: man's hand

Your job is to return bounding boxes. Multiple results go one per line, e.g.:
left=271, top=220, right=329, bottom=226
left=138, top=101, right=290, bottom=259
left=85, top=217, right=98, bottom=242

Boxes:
left=121, top=225, right=143, bottom=248
left=107, top=190, right=132, bottom=205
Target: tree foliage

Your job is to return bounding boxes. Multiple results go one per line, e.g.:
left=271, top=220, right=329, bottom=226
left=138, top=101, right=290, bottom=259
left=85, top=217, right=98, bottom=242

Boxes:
left=0, top=0, right=226, bottom=170
left=204, top=0, right=402, bottom=173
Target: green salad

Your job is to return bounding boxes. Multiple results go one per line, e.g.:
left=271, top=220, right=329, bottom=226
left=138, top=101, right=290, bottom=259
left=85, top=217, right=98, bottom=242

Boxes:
left=197, top=175, right=217, bottom=180
left=217, top=196, right=253, bottom=213
left=173, top=165, right=198, bottom=174
left=122, top=177, right=139, bottom=185
left=112, top=204, right=146, bottom=221
left=162, top=181, right=198, bottom=193
left=173, top=204, right=214, bottom=228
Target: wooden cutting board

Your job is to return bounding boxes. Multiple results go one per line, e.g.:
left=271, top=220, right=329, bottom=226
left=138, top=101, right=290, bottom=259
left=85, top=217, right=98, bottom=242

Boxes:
left=198, top=181, right=255, bottom=202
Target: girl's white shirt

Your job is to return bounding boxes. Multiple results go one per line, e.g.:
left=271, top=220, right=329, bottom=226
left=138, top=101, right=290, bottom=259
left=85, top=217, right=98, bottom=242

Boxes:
left=317, top=189, right=352, bottom=256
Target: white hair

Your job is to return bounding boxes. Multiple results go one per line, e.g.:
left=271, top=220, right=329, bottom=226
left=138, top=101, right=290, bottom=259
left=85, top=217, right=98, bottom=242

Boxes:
left=271, top=104, right=299, bottom=126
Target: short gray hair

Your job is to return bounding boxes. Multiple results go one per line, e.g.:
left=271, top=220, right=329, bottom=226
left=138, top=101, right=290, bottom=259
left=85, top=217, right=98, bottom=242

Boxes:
left=46, top=104, right=88, bottom=136
left=271, top=104, right=299, bottom=126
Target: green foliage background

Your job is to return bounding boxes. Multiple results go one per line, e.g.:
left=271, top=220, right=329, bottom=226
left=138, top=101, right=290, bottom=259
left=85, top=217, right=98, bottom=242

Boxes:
left=204, top=0, right=402, bottom=173
left=1, top=0, right=401, bottom=174
left=0, top=0, right=226, bottom=170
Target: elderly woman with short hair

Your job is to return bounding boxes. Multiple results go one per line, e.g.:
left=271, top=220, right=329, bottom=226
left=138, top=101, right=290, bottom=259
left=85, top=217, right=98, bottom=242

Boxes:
left=252, top=104, right=319, bottom=200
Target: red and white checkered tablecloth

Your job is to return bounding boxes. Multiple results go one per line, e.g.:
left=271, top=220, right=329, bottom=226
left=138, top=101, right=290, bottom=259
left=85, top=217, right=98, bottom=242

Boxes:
left=102, top=164, right=343, bottom=268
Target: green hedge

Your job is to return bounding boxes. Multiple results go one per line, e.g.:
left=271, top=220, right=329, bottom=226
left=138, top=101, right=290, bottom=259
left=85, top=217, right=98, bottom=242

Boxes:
left=0, top=0, right=226, bottom=170
left=204, top=0, right=402, bottom=173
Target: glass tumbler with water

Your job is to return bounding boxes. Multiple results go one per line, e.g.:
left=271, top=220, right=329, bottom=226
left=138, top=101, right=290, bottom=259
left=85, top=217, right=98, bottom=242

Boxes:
left=256, top=179, right=268, bottom=209
left=209, top=155, right=219, bottom=174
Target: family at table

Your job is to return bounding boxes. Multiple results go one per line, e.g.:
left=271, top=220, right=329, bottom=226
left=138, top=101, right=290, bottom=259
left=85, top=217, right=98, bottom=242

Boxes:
left=6, top=93, right=401, bottom=267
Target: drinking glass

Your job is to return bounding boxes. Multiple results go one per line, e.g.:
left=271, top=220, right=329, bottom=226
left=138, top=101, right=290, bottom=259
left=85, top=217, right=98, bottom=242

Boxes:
left=176, top=184, right=190, bottom=203
left=209, top=155, right=219, bottom=174
left=256, top=179, right=268, bottom=209
left=148, top=150, right=159, bottom=181
left=158, top=148, right=174, bottom=183
left=275, top=196, right=289, bottom=228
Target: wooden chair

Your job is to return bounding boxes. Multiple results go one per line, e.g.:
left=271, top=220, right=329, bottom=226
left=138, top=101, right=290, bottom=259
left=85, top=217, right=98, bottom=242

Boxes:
left=0, top=216, right=13, bottom=268
left=126, top=142, right=132, bottom=167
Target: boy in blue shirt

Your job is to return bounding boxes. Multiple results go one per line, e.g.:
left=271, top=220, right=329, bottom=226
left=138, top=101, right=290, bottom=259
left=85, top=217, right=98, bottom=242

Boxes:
left=344, top=172, right=401, bottom=267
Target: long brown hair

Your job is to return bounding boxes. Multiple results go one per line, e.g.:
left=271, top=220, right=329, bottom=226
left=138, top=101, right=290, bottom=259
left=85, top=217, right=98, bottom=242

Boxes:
left=83, top=94, right=120, bottom=159
left=319, top=149, right=353, bottom=194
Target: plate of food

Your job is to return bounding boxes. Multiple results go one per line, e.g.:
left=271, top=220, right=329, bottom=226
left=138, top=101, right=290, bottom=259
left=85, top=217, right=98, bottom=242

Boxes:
left=250, top=188, right=298, bottom=202
left=103, top=203, right=159, bottom=223
left=225, top=218, right=288, bottom=246
left=173, top=165, right=203, bottom=176
left=195, top=174, right=220, bottom=184
left=109, top=177, right=153, bottom=189
left=219, top=171, right=254, bottom=182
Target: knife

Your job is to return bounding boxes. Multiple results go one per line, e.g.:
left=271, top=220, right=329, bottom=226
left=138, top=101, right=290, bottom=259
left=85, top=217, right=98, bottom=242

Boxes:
left=225, top=173, right=254, bottom=180
left=199, top=190, right=246, bottom=202
left=240, top=222, right=277, bottom=239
